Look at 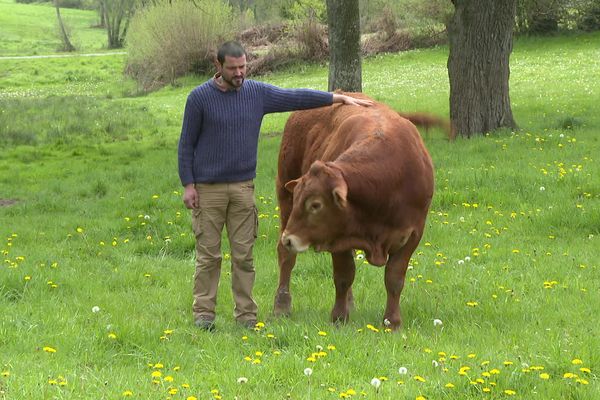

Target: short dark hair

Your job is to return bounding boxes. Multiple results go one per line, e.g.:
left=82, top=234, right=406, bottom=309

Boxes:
left=217, top=41, right=246, bottom=64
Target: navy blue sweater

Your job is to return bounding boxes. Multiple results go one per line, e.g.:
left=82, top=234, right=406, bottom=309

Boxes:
left=178, top=79, right=333, bottom=186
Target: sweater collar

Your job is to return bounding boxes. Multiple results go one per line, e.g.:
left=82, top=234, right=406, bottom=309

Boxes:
left=213, top=73, right=242, bottom=92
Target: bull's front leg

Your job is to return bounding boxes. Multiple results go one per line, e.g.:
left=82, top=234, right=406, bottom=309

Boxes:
left=330, top=250, right=356, bottom=324
left=383, top=236, right=419, bottom=330
left=274, top=240, right=297, bottom=316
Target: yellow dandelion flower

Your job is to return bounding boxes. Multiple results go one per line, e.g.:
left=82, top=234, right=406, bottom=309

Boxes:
left=571, top=358, right=583, bottom=365
left=210, top=389, right=219, bottom=394
left=445, top=383, right=455, bottom=388
left=122, top=390, right=133, bottom=397
left=164, top=375, right=174, bottom=382
left=182, top=383, right=190, bottom=388
left=318, top=331, right=327, bottom=336
left=255, top=351, right=263, bottom=357
left=1, top=371, right=10, bottom=377
left=43, top=346, right=57, bottom=353
left=154, top=363, right=164, bottom=369
left=273, top=350, right=281, bottom=355
left=504, top=389, right=516, bottom=396
left=489, top=369, right=500, bottom=375
left=346, top=389, right=356, bottom=395
left=576, top=378, right=589, bottom=385
left=482, top=387, right=491, bottom=393
left=416, top=396, right=427, bottom=400
left=173, top=366, right=180, bottom=371
left=169, top=388, right=178, bottom=395
left=151, top=371, right=162, bottom=378
left=414, top=375, right=426, bottom=382
left=187, top=397, right=198, bottom=400
left=108, top=333, right=117, bottom=339
left=580, top=367, right=591, bottom=373
left=503, top=361, right=513, bottom=366
left=307, top=357, right=317, bottom=362
left=76, top=227, right=84, bottom=233
left=242, top=336, right=248, bottom=341
left=252, top=359, right=261, bottom=365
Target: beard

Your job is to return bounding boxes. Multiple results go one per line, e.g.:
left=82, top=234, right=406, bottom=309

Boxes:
left=223, top=75, right=244, bottom=88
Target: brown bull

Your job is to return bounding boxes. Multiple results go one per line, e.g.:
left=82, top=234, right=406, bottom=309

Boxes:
left=273, top=93, right=435, bottom=330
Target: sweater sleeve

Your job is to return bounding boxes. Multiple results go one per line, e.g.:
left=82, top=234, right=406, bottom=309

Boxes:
left=261, top=82, right=333, bottom=114
left=178, top=93, right=202, bottom=186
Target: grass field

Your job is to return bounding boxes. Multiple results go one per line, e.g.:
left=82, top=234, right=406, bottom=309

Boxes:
left=0, top=0, right=109, bottom=56
left=1, top=2, right=600, bottom=399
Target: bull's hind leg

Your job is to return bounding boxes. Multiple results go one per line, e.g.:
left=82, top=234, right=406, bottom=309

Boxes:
left=383, top=234, right=421, bottom=331
left=274, top=242, right=297, bottom=316
left=331, top=250, right=356, bottom=324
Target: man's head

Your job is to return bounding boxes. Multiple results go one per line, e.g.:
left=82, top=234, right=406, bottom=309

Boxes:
left=217, top=41, right=247, bottom=89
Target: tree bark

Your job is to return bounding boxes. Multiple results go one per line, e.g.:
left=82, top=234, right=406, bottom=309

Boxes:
left=55, top=1, right=75, bottom=52
left=326, top=0, right=362, bottom=92
left=447, top=0, right=518, bottom=137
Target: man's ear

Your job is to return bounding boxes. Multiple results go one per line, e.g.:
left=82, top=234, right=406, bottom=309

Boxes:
left=284, top=179, right=300, bottom=193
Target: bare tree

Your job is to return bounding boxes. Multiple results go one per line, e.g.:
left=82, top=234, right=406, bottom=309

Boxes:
left=100, top=0, right=137, bottom=48
left=55, top=0, right=76, bottom=52
left=326, top=0, right=362, bottom=92
left=447, top=0, right=518, bottom=137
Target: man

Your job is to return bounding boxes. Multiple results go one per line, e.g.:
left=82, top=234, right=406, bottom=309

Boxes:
left=178, top=41, right=371, bottom=331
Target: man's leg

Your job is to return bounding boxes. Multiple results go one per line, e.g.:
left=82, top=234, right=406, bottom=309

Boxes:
left=192, top=183, right=228, bottom=323
left=226, top=180, right=258, bottom=324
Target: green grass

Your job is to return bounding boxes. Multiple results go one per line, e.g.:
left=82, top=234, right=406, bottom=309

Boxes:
left=1, top=4, right=599, bottom=397
left=0, top=0, right=109, bottom=56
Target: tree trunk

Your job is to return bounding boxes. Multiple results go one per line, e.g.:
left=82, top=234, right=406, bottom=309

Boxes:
left=447, top=0, right=518, bottom=137
left=55, top=1, right=75, bottom=52
left=326, top=0, right=362, bottom=92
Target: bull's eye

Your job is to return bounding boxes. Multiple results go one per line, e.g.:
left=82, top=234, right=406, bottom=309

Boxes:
left=306, top=199, right=323, bottom=214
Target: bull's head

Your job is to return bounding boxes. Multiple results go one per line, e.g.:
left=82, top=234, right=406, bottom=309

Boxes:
left=281, top=160, right=349, bottom=253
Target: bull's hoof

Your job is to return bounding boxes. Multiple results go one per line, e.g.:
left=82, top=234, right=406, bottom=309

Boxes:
left=383, top=316, right=401, bottom=331
left=331, top=309, right=349, bottom=325
left=273, top=292, right=292, bottom=317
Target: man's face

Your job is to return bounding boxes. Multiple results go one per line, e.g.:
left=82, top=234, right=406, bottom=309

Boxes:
left=219, top=55, right=246, bottom=89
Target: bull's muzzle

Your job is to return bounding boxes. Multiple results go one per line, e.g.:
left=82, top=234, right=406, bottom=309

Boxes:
left=281, top=232, right=309, bottom=253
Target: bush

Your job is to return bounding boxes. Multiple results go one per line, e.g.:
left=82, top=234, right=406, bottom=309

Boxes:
left=125, top=0, right=234, bottom=91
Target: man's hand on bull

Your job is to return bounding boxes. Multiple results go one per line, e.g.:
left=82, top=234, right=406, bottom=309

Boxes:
left=332, top=94, right=374, bottom=107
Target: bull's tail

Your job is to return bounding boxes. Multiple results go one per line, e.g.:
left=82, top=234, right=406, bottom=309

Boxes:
left=398, top=112, right=456, bottom=141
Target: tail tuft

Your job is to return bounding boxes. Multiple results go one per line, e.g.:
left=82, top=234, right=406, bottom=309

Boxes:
left=397, top=112, right=455, bottom=141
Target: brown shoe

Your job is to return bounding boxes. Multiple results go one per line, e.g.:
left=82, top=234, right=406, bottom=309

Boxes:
left=239, top=319, right=257, bottom=330
left=195, top=316, right=215, bottom=331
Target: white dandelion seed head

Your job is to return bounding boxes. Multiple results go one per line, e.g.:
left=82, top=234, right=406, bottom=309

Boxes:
left=433, top=319, right=443, bottom=327
left=459, top=216, right=465, bottom=222
left=304, top=368, right=313, bottom=377
left=464, top=256, right=471, bottom=262
left=143, top=215, right=150, bottom=220
left=432, top=360, right=440, bottom=367
left=315, top=345, right=323, bottom=351
left=92, top=306, right=100, bottom=313
left=370, top=377, right=381, bottom=389
left=407, top=265, right=414, bottom=270
left=559, top=133, right=565, bottom=138
left=458, top=259, right=465, bottom=265
left=398, top=367, right=408, bottom=375
left=383, top=318, right=391, bottom=327
left=237, top=377, right=248, bottom=384
left=539, top=186, right=546, bottom=191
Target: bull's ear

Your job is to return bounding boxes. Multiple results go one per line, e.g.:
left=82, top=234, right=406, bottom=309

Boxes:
left=332, top=181, right=348, bottom=209
left=284, top=179, right=300, bottom=193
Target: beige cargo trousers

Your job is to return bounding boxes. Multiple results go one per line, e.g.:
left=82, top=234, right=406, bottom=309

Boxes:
left=191, top=180, right=258, bottom=323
